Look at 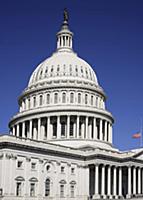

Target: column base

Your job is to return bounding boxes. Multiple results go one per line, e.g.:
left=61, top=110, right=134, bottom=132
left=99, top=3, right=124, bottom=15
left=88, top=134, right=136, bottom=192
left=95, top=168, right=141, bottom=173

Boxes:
left=106, top=195, right=112, bottom=199
left=126, top=194, right=131, bottom=199
left=93, top=194, right=101, bottom=199
left=100, top=194, right=106, bottom=199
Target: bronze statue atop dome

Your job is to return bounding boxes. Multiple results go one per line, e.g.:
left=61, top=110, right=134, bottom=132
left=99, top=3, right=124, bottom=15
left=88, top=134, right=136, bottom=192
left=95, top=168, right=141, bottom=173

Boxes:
left=63, top=8, right=68, bottom=22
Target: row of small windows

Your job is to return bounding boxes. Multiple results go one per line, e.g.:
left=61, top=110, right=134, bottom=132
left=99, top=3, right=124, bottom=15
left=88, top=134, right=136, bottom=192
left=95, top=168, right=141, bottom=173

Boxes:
left=17, top=161, right=75, bottom=174
left=16, top=178, right=76, bottom=198
left=34, top=65, right=94, bottom=81
left=20, top=92, right=104, bottom=111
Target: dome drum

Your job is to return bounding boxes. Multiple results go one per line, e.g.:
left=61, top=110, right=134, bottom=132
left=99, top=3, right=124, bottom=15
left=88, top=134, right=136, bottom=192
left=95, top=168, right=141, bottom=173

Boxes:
left=9, top=110, right=113, bottom=149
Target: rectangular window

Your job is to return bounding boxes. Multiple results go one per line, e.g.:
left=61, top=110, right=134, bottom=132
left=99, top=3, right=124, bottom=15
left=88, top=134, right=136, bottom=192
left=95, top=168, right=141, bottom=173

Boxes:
left=60, top=184, right=64, bottom=197
left=31, top=163, right=36, bottom=170
left=33, top=96, right=36, bottom=107
left=61, top=123, right=66, bottom=136
left=17, top=161, right=23, bottom=168
left=70, top=185, right=75, bottom=197
left=16, top=182, right=22, bottom=196
left=70, top=122, right=74, bottom=136
left=53, top=122, right=57, bottom=137
left=61, top=166, right=65, bottom=173
left=30, top=183, right=35, bottom=197
left=71, top=167, right=75, bottom=174
left=40, top=95, right=43, bottom=105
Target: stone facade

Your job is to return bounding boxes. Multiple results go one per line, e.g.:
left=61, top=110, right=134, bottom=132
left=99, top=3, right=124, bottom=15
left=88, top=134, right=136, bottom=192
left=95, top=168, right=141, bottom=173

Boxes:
left=0, top=11, right=143, bottom=200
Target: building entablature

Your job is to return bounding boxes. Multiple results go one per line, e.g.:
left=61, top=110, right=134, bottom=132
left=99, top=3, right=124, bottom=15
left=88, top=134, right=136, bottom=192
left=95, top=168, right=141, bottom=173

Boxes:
left=1, top=135, right=143, bottom=165
left=9, top=106, right=113, bottom=124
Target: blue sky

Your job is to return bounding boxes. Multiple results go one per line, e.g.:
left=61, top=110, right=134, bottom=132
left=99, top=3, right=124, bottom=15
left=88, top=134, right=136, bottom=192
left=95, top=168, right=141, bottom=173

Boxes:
left=0, top=0, right=143, bottom=150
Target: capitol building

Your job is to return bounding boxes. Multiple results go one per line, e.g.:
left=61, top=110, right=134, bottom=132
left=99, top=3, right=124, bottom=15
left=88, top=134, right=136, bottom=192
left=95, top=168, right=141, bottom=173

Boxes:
left=0, top=11, right=143, bottom=200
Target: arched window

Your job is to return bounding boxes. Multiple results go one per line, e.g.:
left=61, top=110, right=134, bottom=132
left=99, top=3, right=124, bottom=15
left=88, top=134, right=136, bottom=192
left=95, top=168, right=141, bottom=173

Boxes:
left=54, top=93, right=58, bottom=104
left=45, top=179, right=50, bottom=197
left=47, top=94, right=50, bottom=104
left=59, top=180, right=66, bottom=198
left=60, top=184, right=64, bottom=197
left=85, top=94, right=88, bottom=104
left=33, top=97, right=36, bottom=107
left=28, top=98, right=30, bottom=109
left=70, top=185, right=75, bottom=197
left=30, top=183, right=35, bottom=196
left=70, top=93, right=74, bottom=103
left=96, top=97, right=98, bottom=107
left=91, top=95, right=93, bottom=105
left=29, top=177, right=38, bottom=197
left=40, top=95, right=43, bottom=106
left=78, top=93, right=81, bottom=104
left=15, top=176, right=25, bottom=197
left=62, top=93, right=66, bottom=103
left=70, top=181, right=76, bottom=198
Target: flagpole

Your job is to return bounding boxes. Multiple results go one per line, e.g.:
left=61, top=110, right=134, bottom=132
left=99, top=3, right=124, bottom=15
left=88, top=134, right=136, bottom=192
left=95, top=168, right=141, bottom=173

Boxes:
left=140, top=118, right=143, bottom=147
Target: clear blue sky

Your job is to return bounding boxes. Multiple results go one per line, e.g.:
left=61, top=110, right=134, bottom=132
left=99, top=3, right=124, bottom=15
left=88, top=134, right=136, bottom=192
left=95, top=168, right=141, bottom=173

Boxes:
left=0, top=0, right=143, bottom=151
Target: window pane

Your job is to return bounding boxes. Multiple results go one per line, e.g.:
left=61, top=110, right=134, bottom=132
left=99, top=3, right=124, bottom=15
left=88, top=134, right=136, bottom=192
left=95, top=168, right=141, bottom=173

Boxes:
left=40, top=95, right=43, bottom=105
left=16, top=182, right=22, bottom=196
left=70, top=93, right=74, bottom=103
left=30, top=183, right=35, bottom=197
left=47, top=94, right=50, bottom=104
left=62, top=93, right=66, bottom=103
left=60, top=184, right=64, bottom=197
left=45, top=179, right=50, bottom=196
left=54, top=93, right=58, bottom=104
left=71, top=185, right=75, bottom=197
left=61, top=123, right=66, bottom=136
left=78, top=93, right=81, bottom=103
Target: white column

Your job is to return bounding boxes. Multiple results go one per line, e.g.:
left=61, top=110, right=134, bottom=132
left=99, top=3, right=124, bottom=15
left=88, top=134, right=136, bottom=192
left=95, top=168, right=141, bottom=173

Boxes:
left=133, top=167, right=136, bottom=194
left=17, top=124, right=19, bottom=137
left=22, top=122, right=25, bottom=138
left=33, top=120, right=37, bottom=139
left=12, top=126, right=15, bottom=136
left=104, top=121, right=107, bottom=141
left=138, top=167, right=141, bottom=194
left=89, top=120, right=92, bottom=139
left=47, top=116, right=50, bottom=140
left=29, top=120, right=32, bottom=139
left=101, top=165, right=105, bottom=195
left=57, top=116, right=61, bottom=139
left=95, top=164, right=99, bottom=195
left=76, top=116, right=79, bottom=138
left=85, top=116, right=88, bottom=139
left=107, top=165, right=111, bottom=196
left=81, top=121, right=85, bottom=139
left=119, top=167, right=122, bottom=196
left=128, top=166, right=131, bottom=197
left=38, top=118, right=41, bottom=140
left=99, top=119, right=103, bottom=140
left=93, top=117, right=97, bottom=139
left=113, top=166, right=117, bottom=196
left=142, top=169, right=143, bottom=194
left=67, top=116, right=70, bottom=139
left=109, top=123, right=113, bottom=143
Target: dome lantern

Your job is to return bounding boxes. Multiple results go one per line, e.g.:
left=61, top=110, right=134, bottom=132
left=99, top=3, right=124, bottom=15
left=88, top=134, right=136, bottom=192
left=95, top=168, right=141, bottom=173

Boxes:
left=56, top=9, right=73, bottom=52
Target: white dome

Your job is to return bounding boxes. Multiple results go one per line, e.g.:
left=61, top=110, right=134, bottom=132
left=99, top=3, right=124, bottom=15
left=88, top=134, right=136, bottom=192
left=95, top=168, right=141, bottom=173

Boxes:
left=28, top=51, right=98, bottom=87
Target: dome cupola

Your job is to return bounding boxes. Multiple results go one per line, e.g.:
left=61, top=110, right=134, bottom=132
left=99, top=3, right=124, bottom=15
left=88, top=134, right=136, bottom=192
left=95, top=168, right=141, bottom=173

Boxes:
left=56, top=8, right=73, bottom=51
